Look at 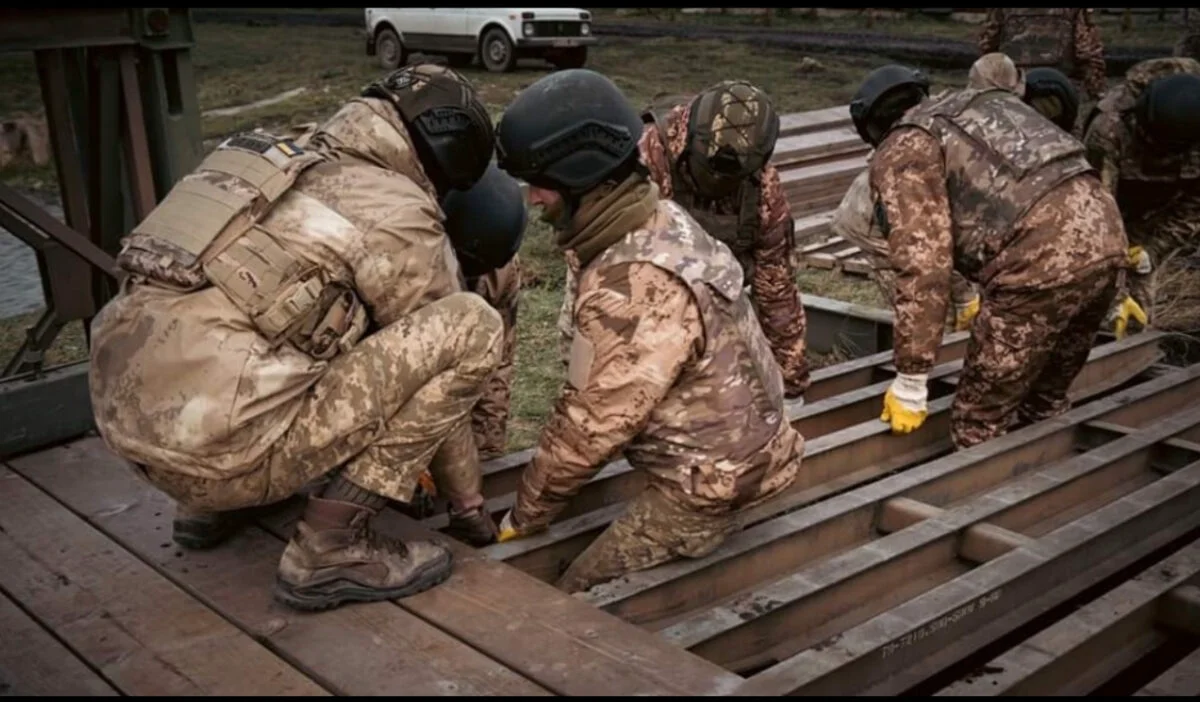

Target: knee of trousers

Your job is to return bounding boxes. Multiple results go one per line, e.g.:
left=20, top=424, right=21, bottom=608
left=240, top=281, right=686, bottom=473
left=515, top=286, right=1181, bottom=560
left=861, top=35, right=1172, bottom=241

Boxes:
left=437, top=292, right=505, bottom=382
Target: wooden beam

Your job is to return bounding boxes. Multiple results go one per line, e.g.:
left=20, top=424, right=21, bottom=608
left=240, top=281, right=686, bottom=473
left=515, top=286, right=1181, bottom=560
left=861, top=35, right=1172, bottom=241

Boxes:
left=732, top=410, right=1200, bottom=695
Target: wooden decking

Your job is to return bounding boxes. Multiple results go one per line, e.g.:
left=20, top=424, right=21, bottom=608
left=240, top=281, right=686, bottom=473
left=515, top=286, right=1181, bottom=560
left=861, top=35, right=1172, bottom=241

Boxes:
left=0, top=439, right=741, bottom=696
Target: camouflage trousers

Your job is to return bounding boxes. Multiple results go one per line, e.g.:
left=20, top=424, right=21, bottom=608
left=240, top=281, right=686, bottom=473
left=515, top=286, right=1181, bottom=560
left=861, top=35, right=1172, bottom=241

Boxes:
left=556, top=482, right=738, bottom=594
left=1122, top=191, right=1200, bottom=324
left=951, top=266, right=1119, bottom=449
left=141, top=292, right=503, bottom=512
left=467, top=257, right=521, bottom=460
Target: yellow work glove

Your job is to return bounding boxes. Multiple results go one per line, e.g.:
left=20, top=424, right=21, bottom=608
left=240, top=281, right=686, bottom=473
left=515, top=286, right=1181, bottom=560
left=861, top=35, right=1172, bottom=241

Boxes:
left=953, top=294, right=980, bottom=332
left=497, top=509, right=544, bottom=543
left=1111, top=295, right=1149, bottom=339
left=1127, top=246, right=1152, bottom=275
left=880, top=372, right=929, bottom=435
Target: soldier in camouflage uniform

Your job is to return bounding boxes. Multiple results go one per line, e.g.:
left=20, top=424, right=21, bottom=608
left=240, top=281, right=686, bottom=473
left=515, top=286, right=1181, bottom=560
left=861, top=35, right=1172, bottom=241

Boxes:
left=1023, top=67, right=1082, bottom=134
left=493, top=69, right=805, bottom=594
left=831, top=57, right=1033, bottom=330
left=979, top=8, right=1109, bottom=109
left=559, top=80, right=811, bottom=400
left=440, top=163, right=528, bottom=460
left=853, top=65, right=1127, bottom=449
left=1081, top=58, right=1200, bottom=336
left=88, top=63, right=506, bottom=612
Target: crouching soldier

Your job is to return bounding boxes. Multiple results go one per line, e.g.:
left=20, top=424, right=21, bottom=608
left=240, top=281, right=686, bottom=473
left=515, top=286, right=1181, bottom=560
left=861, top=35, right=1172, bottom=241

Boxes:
left=491, top=69, right=805, bottom=594
left=853, top=64, right=1127, bottom=449
left=1081, top=58, right=1200, bottom=336
left=443, top=163, right=528, bottom=460
left=88, top=63, right=504, bottom=611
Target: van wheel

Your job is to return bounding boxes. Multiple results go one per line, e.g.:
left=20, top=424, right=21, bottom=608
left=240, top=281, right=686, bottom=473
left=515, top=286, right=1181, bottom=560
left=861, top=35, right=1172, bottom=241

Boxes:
left=376, top=27, right=404, bottom=70
left=481, top=28, right=516, bottom=73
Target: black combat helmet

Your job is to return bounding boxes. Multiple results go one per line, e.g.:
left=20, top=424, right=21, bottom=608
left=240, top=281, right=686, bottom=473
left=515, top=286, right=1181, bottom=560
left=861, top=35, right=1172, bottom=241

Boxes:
left=849, top=65, right=931, bottom=146
left=441, top=162, right=528, bottom=279
left=1136, top=73, right=1200, bottom=147
left=362, top=62, right=495, bottom=197
left=1023, top=67, right=1080, bottom=133
left=494, top=69, right=645, bottom=197
left=684, top=80, right=781, bottom=198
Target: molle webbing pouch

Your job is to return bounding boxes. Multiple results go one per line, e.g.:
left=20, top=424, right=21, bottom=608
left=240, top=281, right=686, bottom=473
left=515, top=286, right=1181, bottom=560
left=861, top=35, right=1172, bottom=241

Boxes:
left=116, top=133, right=321, bottom=292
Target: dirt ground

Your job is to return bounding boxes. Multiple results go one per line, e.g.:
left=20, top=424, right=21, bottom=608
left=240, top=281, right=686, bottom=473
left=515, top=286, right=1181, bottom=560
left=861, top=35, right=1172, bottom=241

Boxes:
left=0, top=12, right=1186, bottom=449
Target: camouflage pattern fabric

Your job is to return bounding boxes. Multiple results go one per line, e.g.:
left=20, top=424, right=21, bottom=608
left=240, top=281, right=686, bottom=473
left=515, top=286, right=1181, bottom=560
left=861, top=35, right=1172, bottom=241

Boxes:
left=638, top=99, right=811, bottom=398
left=952, top=266, right=1118, bottom=448
left=90, top=96, right=498, bottom=512
left=871, top=90, right=1127, bottom=447
left=968, top=52, right=1026, bottom=96
left=556, top=484, right=737, bottom=594
left=135, top=292, right=503, bottom=511
left=466, top=255, right=521, bottom=459
left=514, top=193, right=803, bottom=552
left=1082, top=57, right=1200, bottom=316
left=979, top=8, right=1108, bottom=100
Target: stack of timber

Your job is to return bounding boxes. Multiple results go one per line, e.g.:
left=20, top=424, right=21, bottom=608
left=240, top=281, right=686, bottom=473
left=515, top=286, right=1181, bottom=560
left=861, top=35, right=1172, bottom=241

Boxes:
left=771, top=104, right=876, bottom=276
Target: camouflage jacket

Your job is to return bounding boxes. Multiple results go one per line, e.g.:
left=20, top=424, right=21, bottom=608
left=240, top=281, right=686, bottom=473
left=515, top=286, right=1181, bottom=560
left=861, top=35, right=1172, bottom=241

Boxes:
left=979, top=7, right=1108, bottom=100
left=873, top=88, right=1124, bottom=375
left=465, top=256, right=520, bottom=460
left=1083, top=57, right=1200, bottom=212
left=639, top=100, right=810, bottom=398
left=89, top=97, right=465, bottom=480
left=513, top=199, right=804, bottom=529
left=833, top=165, right=977, bottom=306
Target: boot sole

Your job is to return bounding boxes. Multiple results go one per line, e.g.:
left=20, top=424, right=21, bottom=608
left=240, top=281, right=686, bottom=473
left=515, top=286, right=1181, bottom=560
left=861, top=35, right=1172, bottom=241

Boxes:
left=272, top=552, right=454, bottom=612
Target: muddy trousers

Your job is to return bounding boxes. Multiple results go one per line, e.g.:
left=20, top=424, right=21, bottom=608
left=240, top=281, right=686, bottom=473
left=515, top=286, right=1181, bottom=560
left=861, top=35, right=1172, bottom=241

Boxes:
left=950, top=267, right=1118, bottom=450
left=556, top=484, right=737, bottom=594
left=143, top=292, right=503, bottom=513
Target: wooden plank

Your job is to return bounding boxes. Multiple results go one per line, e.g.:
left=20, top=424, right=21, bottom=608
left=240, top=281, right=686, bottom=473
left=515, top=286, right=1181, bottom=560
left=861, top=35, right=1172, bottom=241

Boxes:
left=0, top=464, right=327, bottom=696
left=778, top=104, right=852, bottom=137
left=0, top=590, right=118, bottom=696
left=793, top=210, right=834, bottom=242
left=938, top=535, right=1200, bottom=695
left=1135, top=646, right=1200, bottom=696
left=7, top=440, right=550, bottom=697
left=733, top=420, right=1200, bottom=695
left=257, top=509, right=744, bottom=697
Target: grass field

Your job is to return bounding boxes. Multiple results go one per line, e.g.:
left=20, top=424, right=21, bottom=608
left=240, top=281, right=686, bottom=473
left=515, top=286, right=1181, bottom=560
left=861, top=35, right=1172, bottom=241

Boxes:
left=0, top=12, right=1183, bottom=450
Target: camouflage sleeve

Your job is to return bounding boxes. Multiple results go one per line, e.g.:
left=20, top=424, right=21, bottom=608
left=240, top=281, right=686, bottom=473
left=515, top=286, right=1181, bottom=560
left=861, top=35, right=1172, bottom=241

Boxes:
left=1075, top=9, right=1109, bottom=101
left=355, top=208, right=463, bottom=327
left=752, top=165, right=810, bottom=398
left=869, top=128, right=954, bottom=376
left=638, top=121, right=674, bottom=199
left=468, top=256, right=521, bottom=460
left=513, top=263, right=702, bottom=530
left=978, top=9, right=1004, bottom=54
left=1082, top=111, right=1122, bottom=198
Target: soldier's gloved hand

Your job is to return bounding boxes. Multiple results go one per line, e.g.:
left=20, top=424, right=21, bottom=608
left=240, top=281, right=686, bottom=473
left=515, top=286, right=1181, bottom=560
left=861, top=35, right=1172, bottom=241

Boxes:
left=1127, top=246, right=1152, bottom=275
left=953, top=294, right=980, bottom=332
left=880, top=372, right=929, bottom=435
left=497, top=509, right=544, bottom=543
left=1112, top=296, right=1149, bottom=339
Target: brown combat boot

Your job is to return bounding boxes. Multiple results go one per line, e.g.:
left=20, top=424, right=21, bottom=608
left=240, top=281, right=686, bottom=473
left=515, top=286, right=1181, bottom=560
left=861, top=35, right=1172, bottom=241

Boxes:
left=443, top=505, right=499, bottom=547
left=274, top=496, right=453, bottom=611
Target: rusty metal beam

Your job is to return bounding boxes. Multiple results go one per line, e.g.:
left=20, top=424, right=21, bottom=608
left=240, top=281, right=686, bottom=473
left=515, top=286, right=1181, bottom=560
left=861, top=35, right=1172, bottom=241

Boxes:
left=582, top=360, right=1200, bottom=630
left=0, top=184, right=117, bottom=277
left=728, top=404, right=1200, bottom=694
left=484, top=334, right=1164, bottom=584
left=937, top=535, right=1200, bottom=696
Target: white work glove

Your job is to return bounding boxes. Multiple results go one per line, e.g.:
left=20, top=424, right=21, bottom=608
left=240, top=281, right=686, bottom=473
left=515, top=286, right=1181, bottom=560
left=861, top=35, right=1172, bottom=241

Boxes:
left=880, top=372, right=929, bottom=435
left=1128, top=246, right=1152, bottom=275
